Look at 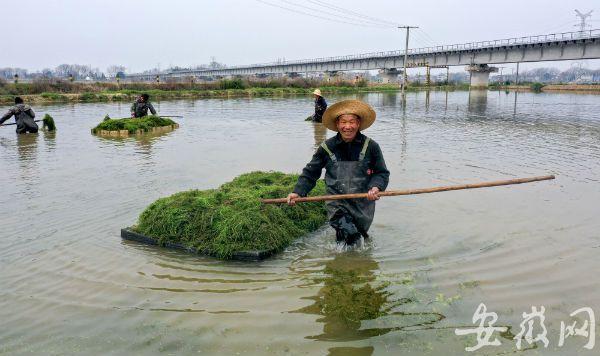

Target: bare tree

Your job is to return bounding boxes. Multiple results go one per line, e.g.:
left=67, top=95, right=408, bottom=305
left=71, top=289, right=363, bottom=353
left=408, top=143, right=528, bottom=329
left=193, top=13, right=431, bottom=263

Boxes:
left=0, top=67, right=28, bottom=79
left=106, top=65, right=126, bottom=78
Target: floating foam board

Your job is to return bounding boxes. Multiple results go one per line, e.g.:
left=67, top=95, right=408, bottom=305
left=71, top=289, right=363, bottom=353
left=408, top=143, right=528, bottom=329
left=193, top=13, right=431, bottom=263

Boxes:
left=92, top=124, right=179, bottom=137
left=120, top=227, right=276, bottom=261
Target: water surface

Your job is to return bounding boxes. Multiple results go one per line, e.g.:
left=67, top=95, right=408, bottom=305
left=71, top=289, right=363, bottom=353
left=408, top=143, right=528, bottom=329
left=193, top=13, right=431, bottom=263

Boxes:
left=1, top=90, right=599, bottom=355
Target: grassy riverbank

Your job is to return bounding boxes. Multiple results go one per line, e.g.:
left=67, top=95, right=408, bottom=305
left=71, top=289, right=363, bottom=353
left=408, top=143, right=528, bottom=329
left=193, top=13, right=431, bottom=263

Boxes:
left=0, top=85, right=408, bottom=104
left=0, top=86, right=398, bottom=104
left=489, top=83, right=600, bottom=93
left=3, top=80, right=596, bottom=105
left=0, top=78, right=468, bottom=104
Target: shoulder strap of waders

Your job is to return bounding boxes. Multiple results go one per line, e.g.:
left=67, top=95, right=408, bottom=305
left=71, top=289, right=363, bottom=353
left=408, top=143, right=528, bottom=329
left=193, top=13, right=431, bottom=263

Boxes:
left=320, top=142, right=337, bottom=163
left=359, top=137, right=370, bottom=161
left=15, top=106, right=33, bottom=119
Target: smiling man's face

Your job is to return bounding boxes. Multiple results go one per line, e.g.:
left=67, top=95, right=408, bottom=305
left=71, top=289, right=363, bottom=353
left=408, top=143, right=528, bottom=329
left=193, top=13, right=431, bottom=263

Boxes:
left=336, top=114, right=360, bottom=142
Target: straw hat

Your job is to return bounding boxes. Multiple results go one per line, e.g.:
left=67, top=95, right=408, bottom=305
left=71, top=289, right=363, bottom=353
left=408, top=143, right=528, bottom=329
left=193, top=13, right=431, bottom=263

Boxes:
left=312, top=89, right=322, bottom=96
left=322, top=100, right=376, bottom=131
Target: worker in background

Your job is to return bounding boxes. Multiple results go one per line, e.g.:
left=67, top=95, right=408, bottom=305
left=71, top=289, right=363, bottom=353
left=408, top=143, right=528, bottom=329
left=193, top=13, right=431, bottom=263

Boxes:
left=0, top=97, right=38, bottom=134
left=131, top=93, right=157, bottom=118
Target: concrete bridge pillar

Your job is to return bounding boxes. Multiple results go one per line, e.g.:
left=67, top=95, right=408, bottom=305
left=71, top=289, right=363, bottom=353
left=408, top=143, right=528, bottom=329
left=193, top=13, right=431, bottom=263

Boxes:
left=379, top=68, right=402, bottom=84
left=465, top=64, right=498, bottom=88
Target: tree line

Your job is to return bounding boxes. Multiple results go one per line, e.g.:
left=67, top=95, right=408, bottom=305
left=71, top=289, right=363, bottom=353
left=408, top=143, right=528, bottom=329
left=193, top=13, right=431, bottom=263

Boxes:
left=0, top=59, right=229, bottom=81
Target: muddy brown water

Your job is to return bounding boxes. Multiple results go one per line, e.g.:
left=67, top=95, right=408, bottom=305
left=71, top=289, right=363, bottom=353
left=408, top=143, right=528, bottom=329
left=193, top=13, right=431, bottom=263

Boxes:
left=1, top=91, right=599, bottom=355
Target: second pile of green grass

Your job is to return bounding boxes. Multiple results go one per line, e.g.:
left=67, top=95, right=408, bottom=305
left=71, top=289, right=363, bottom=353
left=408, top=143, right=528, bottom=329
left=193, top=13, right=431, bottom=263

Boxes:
left=92, top=115, right=176, bottom=134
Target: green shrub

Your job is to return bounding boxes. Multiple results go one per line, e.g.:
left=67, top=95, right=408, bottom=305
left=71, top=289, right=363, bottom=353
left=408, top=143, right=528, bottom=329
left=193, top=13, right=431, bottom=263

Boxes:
left=79, top=92, right=97, bottom=101
left=355, top=78, right=368, bottom=87
left=218, top=78, right=246, bottom=90
left=40, top=92, right=67, bottom=101
left=530, top=82, right=545, bottom=93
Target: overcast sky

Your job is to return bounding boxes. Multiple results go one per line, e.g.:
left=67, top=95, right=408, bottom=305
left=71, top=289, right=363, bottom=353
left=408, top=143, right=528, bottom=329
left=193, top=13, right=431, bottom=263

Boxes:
left=2, top=0, right=598, bottom=73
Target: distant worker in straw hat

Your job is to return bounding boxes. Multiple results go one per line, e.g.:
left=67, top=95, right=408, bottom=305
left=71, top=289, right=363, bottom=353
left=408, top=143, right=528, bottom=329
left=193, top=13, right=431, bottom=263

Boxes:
left=288, top=100, right=390, bottom=245
left=0, top=97, right=38, bottom=134
left=310, top=89, right=327, bottom=123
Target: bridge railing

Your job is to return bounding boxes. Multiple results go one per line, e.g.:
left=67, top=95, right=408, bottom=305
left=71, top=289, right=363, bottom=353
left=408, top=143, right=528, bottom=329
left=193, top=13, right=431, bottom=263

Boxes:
left=129, top=29, right=600, bottom=77
left=213, top=29, right=600, bottom=70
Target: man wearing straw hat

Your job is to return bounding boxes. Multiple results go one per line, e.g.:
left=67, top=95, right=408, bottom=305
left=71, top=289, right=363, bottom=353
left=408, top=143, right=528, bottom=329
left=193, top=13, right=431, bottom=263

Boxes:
left=288, top=100, right=390, bottom=244
left=310, top=89, right=327, bottom=123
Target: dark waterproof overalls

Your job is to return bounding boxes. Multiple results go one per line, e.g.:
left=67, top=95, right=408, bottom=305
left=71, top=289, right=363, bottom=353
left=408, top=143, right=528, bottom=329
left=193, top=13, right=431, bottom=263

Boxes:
left=131, top=101, right=156, bottom=118
left=4, top=104, right=38, bottom=134
left=313, top=96, right=327, bottom=123
left=321, top=137, right=375, bottom=244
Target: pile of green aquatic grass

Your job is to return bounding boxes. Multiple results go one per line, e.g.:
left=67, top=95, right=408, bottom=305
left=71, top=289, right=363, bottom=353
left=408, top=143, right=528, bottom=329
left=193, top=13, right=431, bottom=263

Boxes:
left=134, top=171, right=327, bottom=259
left=42, top=114, right=56, bottom=131
left=91, top=115, right=176, bottom=134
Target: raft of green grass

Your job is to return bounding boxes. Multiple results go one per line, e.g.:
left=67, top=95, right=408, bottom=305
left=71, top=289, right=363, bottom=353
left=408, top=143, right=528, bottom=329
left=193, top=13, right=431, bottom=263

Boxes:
left=91, top=115, right=177, bottom=134
left=131, top=171, right=327, bottom=259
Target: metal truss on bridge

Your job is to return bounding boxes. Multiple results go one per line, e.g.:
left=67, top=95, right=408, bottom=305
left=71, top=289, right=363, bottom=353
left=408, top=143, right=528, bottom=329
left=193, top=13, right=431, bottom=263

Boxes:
left=127, top=29, right=600, bottom=81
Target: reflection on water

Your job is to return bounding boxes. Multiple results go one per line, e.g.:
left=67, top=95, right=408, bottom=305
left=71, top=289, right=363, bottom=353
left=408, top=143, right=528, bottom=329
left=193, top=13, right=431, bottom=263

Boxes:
left=294, top=252, right=392, bottom=343
left=380, top=92, right=400, bottom=108
left=16, top=132, right=38, bottom=161
left=1, top=91, right=599, bottom=354
left=312, top=122, right=327, bottom=148
left=468, top=89, right=488, bottom=114
left=16, top=133, right=39, bottom=187
left=42, top=130, right=56, bottom=150
left=291, top=250, right=450, bottom=356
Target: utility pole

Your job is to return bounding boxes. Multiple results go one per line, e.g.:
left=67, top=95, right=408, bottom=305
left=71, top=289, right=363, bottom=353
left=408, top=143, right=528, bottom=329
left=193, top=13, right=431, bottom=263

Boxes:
left=399, top=25, right=418, bottom=96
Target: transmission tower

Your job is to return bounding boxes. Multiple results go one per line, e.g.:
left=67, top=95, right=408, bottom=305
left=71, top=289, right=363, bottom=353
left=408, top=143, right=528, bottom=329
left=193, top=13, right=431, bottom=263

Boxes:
left=574, top=9, right=593, bottom=35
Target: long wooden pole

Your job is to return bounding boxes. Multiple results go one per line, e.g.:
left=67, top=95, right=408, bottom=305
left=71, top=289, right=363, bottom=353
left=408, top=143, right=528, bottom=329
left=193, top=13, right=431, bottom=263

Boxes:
left=261, top=175, right=555, bottom=204
left=1, top=119, right=43, bottom=126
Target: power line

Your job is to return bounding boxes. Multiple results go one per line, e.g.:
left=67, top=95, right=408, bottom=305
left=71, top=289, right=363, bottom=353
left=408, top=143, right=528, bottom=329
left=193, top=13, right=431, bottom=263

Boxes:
left=277, top=0, right=394, bottom=28
left=411, top=30, right=436, bottom=48
left=256, top=0, right=441, bottom=49
left=304, top=0, right=399, bottom=27
left=537, top=11, right=583, bottom=34
left=255, top=0, right=392, bottom=29
left=539, top=20, right=579, bottom=34
left=417, top=28, right=438, bottom=46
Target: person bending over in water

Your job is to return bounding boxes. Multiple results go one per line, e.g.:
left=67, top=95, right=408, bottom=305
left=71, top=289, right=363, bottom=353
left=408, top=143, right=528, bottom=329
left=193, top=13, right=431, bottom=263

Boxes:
left=130, top=93, right=157, bottom=118
left=0, top=97, right=38, bottom=134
